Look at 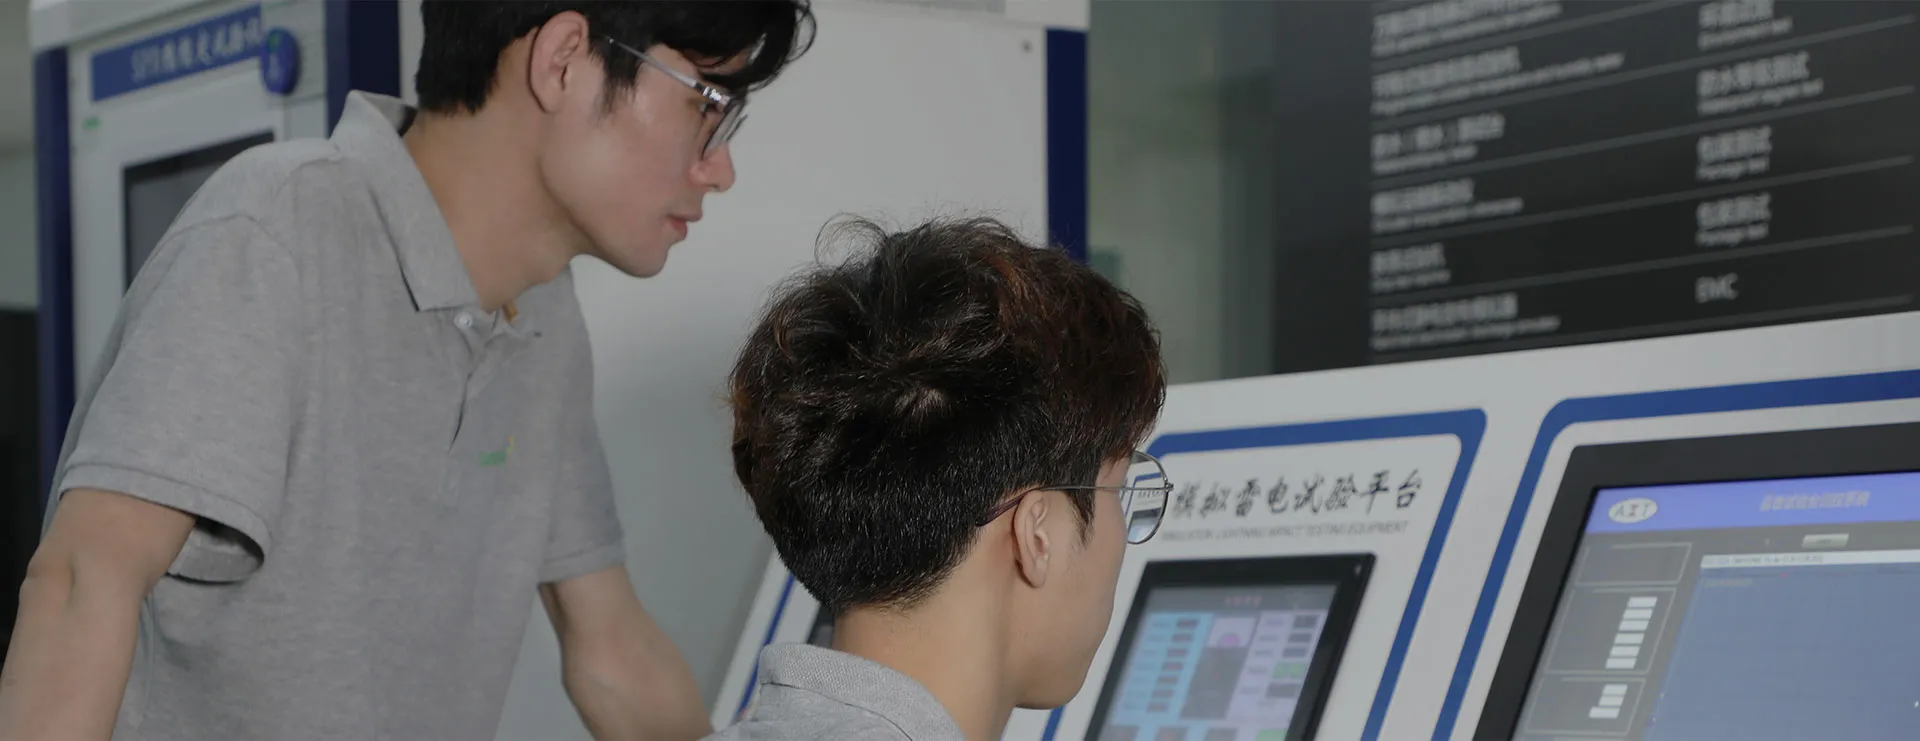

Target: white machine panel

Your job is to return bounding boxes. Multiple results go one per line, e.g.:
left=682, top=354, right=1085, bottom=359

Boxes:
left=716, top=309, right=1920, bottom=740
left=60, top=0, right=329, bottom=386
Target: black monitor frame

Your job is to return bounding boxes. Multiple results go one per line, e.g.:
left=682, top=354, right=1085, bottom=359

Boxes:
left=1084, top=553, right=1375, bottom=741
left=1474, top=421, right=1920, bottom=740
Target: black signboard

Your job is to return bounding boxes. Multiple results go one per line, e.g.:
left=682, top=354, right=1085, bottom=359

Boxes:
left=1268, top=0, right=1920, bottom=372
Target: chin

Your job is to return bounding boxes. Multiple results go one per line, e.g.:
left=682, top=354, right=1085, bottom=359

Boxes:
left=600, top=248, right=671, bottom=278
left=624, top=261, right=669, bottom=279
left=1018, top=667, right=1095, bottom=710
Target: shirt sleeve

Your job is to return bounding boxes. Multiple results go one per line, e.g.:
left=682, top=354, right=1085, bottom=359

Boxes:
left=55, top=216, right=306, bottom=583
left=539, top=331, right=627, bottom=583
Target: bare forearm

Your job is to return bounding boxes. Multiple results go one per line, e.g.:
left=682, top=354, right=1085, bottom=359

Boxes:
left=563, top=643, right=711, bottom=741
left=1, top=489, right=191, bottom=740
left=0, top=571, right=143, bottom=740
left=543, top=567, right=712, bottom=741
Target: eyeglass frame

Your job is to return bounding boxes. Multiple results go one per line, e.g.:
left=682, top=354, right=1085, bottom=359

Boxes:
left=975, top=450, right=1173, bottom=545
left=603, top=37, right=746, bottom=160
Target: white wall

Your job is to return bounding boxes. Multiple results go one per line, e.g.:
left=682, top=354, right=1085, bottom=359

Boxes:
left=1087, top=2, right=1228, bottom=385
left=1088, top=2, right=1289, bottom=384
left=492, top=2, right=1051, bottom=738
left=0, top=150, right=36, bottom=309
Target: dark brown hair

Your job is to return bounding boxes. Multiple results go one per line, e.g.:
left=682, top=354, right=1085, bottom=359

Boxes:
left=416, top=1, right=815, bottom=115
left=728, top=217, right=1166, bottom=614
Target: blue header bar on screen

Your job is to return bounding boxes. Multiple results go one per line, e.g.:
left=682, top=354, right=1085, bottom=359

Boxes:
left=1586, top=471, right=1920, bottom=533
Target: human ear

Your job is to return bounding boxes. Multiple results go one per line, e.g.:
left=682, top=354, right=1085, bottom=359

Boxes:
left=526, top=11, right=590, bottom=114
left=1013, top=492, right=1054, bottom=589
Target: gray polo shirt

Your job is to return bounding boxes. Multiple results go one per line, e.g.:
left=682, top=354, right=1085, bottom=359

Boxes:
left=710, top=644, right=967, bottom=741
left=49, top=91, right=626, bottom=740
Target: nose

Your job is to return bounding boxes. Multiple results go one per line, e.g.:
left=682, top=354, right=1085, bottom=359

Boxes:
left=693, top=143, right=736, bottom=193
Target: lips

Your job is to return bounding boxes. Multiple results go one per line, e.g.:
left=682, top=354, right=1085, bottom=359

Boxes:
left=667, top=214, right=698, bottom=239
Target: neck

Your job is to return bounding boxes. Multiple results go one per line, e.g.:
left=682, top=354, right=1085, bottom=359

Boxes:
left=837, top=590, right=1018, bottom=741
left=402, top=109, right=583, bottom=311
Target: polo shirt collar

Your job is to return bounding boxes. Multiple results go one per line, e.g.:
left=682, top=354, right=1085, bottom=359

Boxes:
left=331, top=91, right=478, bottom=312
left=756, top=644, right=967, bottom=741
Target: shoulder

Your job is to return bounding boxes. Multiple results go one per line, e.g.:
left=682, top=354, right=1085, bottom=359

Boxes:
left=165, top=137, right=375, bottom=263
left=173, top=138, right=346, bottom=226
left=704, top=713, right=911, bottom=741
left=816, top=715, right=915, bottom=741
left=713, top=672, right=926, bottom=741
left=120, top=141, right=363, bottom=323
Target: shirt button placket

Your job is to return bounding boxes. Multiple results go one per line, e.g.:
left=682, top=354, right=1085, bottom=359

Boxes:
left=449, top=310, right=478, bottom=460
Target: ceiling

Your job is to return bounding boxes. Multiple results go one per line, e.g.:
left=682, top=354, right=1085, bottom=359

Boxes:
left=0, top=0, right=30, bottom=153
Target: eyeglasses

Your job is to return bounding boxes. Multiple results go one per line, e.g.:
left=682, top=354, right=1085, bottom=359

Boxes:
left=604, top=37, right=747, bottom=160
left=979, top=451, right=1172, bottom=545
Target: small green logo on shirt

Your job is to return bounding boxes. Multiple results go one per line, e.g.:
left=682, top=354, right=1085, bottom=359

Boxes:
left=480, top=436, right=515, bottom=466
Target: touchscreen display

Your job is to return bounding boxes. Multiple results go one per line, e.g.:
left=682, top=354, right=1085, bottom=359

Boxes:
left=1094, top=584, right=1337, bottom=741
left=1518, top=471, right=1920, bottom=740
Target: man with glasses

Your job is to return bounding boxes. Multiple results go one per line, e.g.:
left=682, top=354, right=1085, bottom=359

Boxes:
left=717, top=218, right=1170, bottom=741
left=0, top=3, right=812, bottom=740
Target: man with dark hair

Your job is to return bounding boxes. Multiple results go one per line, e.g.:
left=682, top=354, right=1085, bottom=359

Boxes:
left=717, top=218, right=1170, bottom=740
left=0, top=3, right=813, bottom=740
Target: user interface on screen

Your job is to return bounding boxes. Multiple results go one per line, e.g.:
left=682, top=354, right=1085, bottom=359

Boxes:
left=1094, top=584, right=1338, bottom=741
left=1518, top=471, right=1920, bottom=740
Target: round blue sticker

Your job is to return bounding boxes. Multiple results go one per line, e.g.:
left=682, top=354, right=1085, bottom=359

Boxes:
left=260, top=28, right=300, bottom=96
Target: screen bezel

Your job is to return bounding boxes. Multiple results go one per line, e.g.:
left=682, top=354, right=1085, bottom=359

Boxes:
left=1474, top=421, right=1920, bottom=740
left=1084, top=553, right=1375, bottom=741
left=121, top=131, right=275, bottom=289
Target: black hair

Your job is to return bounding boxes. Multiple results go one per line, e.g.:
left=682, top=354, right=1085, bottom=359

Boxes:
left=415, top=1, right=815, bottom=114
left=728, top=218, right=1167, bottom=615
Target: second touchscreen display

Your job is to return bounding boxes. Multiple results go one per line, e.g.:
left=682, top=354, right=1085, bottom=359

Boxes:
left=1096, top=585, right=1337, bottom=741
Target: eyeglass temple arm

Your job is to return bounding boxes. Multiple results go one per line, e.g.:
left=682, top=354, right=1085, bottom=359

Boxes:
left=605, top=37, right=734, bottom=103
